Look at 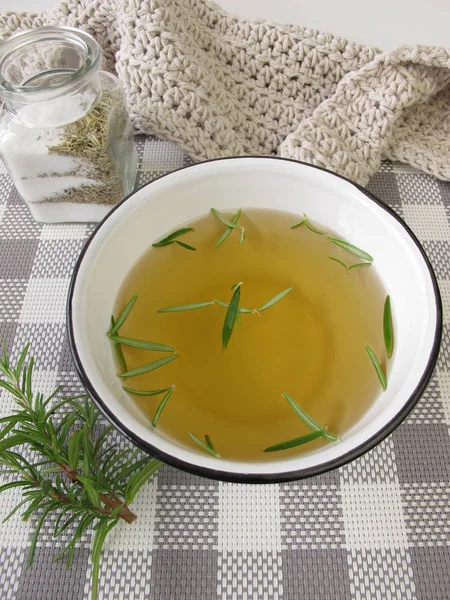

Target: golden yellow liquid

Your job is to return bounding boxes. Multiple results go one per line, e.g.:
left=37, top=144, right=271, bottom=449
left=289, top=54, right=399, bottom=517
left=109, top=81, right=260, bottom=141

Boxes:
left=114, top=209, right=386, bottom=461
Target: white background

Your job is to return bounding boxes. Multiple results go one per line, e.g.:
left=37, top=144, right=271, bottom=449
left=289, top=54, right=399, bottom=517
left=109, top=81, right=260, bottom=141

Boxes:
left=0, top=0, right=449, bottom=51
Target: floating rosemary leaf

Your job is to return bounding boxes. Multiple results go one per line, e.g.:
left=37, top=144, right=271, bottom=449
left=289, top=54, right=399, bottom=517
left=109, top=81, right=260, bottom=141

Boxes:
left=258, top=287, right=293, bottom=311
left=189, top=433, right=221, bottom=458
left=348, top=262, right=371, bottom=271
left=283, top=392, right=338, bottom=442
left=216, top=210, right=241, bottom=247
left=123, top=386, right=171, bottom=397
left=327, top=237, right=373, bottom=262
left=383, top=295, right=394, bottom=359
left=291, top=219, right=305, bottom=229
left=264, top=430, right=324, bottom=452
left=152, top=388, right=173, bottom=427
left=157, top=301, right=214, bottom=313
left=110, top=316, right=127, bottom=372
left=303, top=214, right=324, bottom=235
left=329, top=258, right=371, bottom=272
left=236, top=311, right=241, bottom=327
left=118, top=354, right=179, bottom=379
left=365, top=345, right=387, bottom=390
left=222, top=283, right=242, bottom=350
left=329, top=257, right=349, bottom=271
left=211, top=208, right=245, bottom=245
left=108, top=335, right=175, bottom=353
left=175, top=241, right=196, bottom=251
left=109, top=295, right=137, bottom=335
left=152, top=228, right=195, bottom=249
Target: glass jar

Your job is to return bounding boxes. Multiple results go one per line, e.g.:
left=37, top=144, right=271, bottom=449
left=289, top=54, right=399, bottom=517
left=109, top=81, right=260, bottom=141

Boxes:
left=0, top=26, right=137, bottom=223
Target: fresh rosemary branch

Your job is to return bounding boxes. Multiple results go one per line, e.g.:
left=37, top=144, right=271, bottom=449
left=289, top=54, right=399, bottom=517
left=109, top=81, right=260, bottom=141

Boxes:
left=0, top=343, right=162, bottom=600
left=383, top=295, right=394, bottom=359
left=365, top=345, right=387, bottom=390
left=188, top=433, right=221, bottom=458
left=211, top=208, right=245, bottom=245
left=152, top=227, right=196, bottom=251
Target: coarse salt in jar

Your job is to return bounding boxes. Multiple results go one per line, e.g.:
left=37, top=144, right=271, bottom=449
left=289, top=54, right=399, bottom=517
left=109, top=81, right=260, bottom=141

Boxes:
left=0, top=26, right=137, bottom=223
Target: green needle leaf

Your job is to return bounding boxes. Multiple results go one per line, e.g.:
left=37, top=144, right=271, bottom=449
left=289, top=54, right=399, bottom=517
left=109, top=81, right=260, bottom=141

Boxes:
left=118, top=354, right=179, bottom=379
left=125, top=459, right=161, bottom=504
left=329, top=257, right=349, bottom=271
left=108, top=335, right=175, bottom=353
left=91, top=520, right=118, bottom=600
left=152, top=227, right=194, bottom=247
left=291, top=220, right=305, bottom=229
left=211, top=208, right=242, bottom=230
left=175, top=241, right=196, bottom=251
left=264, top=430, right=323, bottom=452
left=189, top=433, right=221, bottom=458
left=222, top=284, right=241, bottom=350
left=110, top=316, right=128, bottom=373
left=365, top=345, right=387, bottom=390
left=383, top=295, right=394, bottom=359
left=348, top=262, right=371, bottom=271
left=122, top=387, right=171, bottom=397
left=67, top=430, right=82, bottom=470
left=109, top=295, right=137, bottom=335
left=282, top=392, right=338, bottom=442
left=216, top=209, right=242, bottom=247
left=304, top=214, right=324, bottom=235
left=157, top=301, right=214, bottom=313
left=152, top=388, right=173, bottom=427
left=327, top=237, right=373, bottom=262
left=258, top=287, right=293, bottom=311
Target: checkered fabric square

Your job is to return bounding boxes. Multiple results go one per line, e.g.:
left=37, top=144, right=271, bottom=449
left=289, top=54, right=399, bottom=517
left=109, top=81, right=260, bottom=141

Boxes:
left=0, top=137, right=449, bottom=599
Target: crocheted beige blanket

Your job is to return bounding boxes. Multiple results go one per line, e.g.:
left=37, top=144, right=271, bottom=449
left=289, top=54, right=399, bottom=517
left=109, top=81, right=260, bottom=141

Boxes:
left=2, top=0, right=450, bottom=185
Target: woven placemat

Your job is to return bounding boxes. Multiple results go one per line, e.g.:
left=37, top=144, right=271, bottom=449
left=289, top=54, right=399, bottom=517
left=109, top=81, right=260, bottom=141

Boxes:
left=0, top=135, right=449, bottom=600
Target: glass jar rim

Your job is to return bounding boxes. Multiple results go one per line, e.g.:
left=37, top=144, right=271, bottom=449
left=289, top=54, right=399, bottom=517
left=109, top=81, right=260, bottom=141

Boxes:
left=0, top=26, right=101, bottom=100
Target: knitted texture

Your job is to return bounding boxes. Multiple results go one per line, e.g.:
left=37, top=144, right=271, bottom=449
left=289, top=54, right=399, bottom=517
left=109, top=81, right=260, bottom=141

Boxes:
left=1, top=0, right=450, bottom=185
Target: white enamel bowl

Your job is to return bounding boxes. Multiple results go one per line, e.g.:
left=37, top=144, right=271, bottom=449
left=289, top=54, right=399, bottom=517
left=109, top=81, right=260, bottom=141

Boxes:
left=67, top=157, right=442, bottom=483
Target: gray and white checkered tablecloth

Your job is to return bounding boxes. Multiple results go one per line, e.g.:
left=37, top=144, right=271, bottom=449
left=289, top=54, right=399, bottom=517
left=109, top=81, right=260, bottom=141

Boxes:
left=0, top=135, right=449, bottom=600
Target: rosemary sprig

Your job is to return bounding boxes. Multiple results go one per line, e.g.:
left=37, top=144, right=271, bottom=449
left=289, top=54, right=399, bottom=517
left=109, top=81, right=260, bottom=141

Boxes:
left=264, top=431, right=323, bottom=452
left=152, top=388, right=174, bottom=427
left=118, top=354, right=179, bottom=379
left=291, top=219, right=304, bottom=229
left=152, top=227, right=196, bottom=251
left=157, top=301, right=214, bottom=313
left=327, top=237, right=373, bottom=262
left=383, top=295, right=394, bottom=359
left=283, top=392, right=338, bottom=442
left=222, top=282, right=242, bottom=350
left=211, top=208, right=245, bottom=245
left=188, top=433, right=221, bottom=458
left=108, top=335, right=175, bottom=353
left=0, top=343, right=162, bottom=600
left=365, top=345, right=387, bottom=390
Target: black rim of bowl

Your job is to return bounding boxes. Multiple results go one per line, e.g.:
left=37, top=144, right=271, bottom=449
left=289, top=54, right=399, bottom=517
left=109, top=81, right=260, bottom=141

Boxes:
left=67, top=156, right=443, bottom=484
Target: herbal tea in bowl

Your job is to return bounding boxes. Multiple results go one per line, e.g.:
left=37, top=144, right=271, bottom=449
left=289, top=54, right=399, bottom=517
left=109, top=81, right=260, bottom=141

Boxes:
left=67, top=157, right=442, bottom=483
